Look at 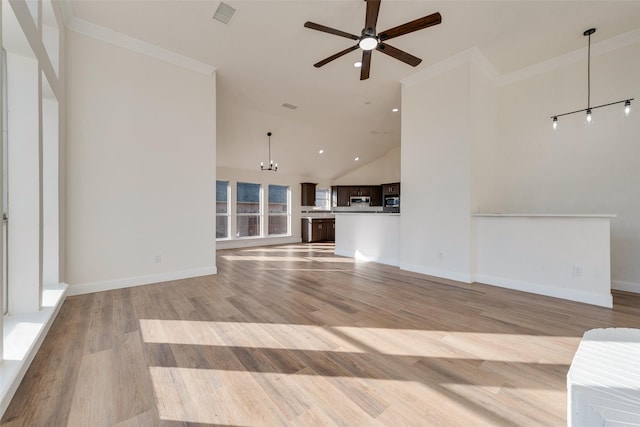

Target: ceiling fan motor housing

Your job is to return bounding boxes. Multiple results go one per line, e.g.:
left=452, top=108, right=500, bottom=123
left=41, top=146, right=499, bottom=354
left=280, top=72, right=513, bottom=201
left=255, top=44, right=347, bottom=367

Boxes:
left=304, top=0, right=442, bottom=79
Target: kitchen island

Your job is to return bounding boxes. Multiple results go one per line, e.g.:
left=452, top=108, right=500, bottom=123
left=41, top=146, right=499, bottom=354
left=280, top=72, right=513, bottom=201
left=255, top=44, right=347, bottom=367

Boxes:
left=334, top=213, right=400, bottom=266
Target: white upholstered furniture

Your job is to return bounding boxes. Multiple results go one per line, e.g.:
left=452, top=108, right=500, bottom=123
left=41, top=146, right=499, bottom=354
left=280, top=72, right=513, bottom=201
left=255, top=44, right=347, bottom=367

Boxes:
left=568, top=328, right=640, bottom=426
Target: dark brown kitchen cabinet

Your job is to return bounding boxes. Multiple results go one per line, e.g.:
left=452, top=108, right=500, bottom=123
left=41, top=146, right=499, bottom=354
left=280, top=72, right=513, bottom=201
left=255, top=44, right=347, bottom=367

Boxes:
left=369, top=186, right=382, bottom=206
left=382, top=182, right=401, bottom=196
left=301, top=182, right=317, bottom=206
left=332, top=185, right=383, bottom=207
left=333, top=186, right=351, bottom=207
left=301, top=218, right=335, bottom=242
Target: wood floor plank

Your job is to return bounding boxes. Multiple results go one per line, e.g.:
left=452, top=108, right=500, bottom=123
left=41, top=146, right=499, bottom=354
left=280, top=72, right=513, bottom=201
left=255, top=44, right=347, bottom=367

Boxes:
left=3, top=242, right=640, bottom=426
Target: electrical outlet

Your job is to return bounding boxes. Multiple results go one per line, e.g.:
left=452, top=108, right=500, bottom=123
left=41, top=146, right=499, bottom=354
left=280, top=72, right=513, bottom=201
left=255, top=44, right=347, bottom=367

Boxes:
left=154, top=254, right=162, bottom=264
left=438, top=251, right=444, bottom=260
left=572, top=265, right=583, bottom=277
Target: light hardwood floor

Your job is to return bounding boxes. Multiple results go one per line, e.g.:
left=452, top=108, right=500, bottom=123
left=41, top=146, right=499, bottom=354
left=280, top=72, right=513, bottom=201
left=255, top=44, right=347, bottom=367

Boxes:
left=3, top=242, right=640, bottom=426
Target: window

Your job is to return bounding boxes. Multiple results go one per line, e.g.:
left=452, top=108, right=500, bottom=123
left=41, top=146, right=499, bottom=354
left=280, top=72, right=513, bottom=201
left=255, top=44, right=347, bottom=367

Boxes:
left=315, top=188, right=330, bottom=210
left=268, top=185, right=289, bottom=236
left=216, top=180, right=229, bottom=239
left=2, top=48, right=7, bottom=314
left=236, top=182, right=261, bottom=237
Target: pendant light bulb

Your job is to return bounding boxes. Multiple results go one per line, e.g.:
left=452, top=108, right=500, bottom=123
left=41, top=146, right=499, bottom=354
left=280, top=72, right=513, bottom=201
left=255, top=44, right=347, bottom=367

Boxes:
left=625, top=100, right=631, bottom=116
left=586, top=109, right=592, bottom=124
left=552, top=117, right=558, bottom=130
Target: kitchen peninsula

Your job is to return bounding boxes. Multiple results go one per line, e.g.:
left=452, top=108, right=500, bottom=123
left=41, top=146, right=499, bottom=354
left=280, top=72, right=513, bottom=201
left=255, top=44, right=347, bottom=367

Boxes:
left=334, top=212, right=401, bottom=266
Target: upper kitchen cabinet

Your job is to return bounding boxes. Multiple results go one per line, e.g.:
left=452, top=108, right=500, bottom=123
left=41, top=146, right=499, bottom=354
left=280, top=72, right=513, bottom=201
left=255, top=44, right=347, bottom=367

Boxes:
left=332, top=185, right=383, bottom=206
left=382, top=182, right=401, bottom=196
left=333, top=186, right=351, bottom=207
left=301, top=182, right=317, bottom=206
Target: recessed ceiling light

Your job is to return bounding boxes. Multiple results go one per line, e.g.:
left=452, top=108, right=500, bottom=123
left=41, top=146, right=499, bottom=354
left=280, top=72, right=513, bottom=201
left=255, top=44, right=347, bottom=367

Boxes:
left=318, top=149, right=324, bottom=154
left=354, top=157, right=360, bottom=162
left=392, top=108, right=399, bottom=112
left=354, top=61, right=362, bottom=68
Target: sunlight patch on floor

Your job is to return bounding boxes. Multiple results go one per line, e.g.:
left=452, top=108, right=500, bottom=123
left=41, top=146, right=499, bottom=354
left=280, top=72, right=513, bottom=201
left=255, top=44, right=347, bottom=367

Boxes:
left=220, top=255, right=313, bottom=262
left=149, top=367, right=492, bottom=426
left=243, top=248, right=335, bottom=253
left=304, top=256, right=356, bottom=263
left=139, top=320, right=579, bottom=363
left=334, top=326, right=580, bottom=364
left=139, top=320, right=365, bottom=353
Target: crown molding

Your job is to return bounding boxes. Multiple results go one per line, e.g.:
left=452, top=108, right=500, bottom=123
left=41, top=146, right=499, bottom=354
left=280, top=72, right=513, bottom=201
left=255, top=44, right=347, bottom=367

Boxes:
left=402, top=27, right=640, bottom=89
left=58, top=0, right=216, bottom=76
left=500, top=27, right=640, bottom=86
left=401, top=47, right=498, bottom=88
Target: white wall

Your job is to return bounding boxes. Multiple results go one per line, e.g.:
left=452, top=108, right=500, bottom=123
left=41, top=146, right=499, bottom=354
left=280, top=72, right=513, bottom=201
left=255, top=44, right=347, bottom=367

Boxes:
left=65, top=31, right=216, bottom=294
left=333, top=146, right=400, bottom=185
left=493, top=41, right=640, bottom=292
left=400, top=35, right=640, bottom=295
left=401, top=61, right=477, bottom=283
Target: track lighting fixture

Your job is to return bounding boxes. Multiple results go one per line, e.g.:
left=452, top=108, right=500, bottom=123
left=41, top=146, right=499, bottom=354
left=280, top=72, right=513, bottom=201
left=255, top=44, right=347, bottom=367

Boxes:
left=551, top=28, right=633, bottom=129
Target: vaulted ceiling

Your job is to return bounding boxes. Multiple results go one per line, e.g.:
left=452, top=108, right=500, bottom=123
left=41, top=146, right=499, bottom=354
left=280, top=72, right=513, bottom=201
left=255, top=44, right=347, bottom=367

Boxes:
left=68, top=1, right=640, bottom=180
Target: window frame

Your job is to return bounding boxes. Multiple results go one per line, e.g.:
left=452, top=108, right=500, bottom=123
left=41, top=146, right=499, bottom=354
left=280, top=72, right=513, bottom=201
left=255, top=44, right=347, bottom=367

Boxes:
left=267, top=184, right=290, bottom=237
left=235, top=181, right=262, bottom=238
left=315, top=188, right=330, bottom=210
left=215, top=180, right=230, bottom=240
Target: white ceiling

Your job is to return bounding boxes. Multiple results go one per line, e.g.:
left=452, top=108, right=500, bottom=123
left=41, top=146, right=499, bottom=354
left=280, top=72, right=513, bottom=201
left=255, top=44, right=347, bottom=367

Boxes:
left=68, top=0, right=640, bottom=180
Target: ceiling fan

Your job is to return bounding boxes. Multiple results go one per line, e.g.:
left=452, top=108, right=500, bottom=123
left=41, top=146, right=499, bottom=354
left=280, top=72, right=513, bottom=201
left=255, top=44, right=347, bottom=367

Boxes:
left=304, top=0, right=442, bottom=80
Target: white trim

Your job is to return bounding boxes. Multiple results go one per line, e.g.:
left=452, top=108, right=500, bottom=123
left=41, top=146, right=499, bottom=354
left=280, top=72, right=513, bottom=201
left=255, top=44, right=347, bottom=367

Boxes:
left=402, top=27, right=640, bottom=89
left=400, top=262, right=473, bottom=284
left=500, top=27, right=640, bottom=86
left=334, top=248, right=399, bottom=267
left=472, top=213, right=616, bottom=218
left=612, top=280, right=640, bottom=294
left=401, top=47, right=500, bottom=88
left=217, top=236, right=301, bottom=250
left=1, top=283, right=68, bottom=418
left=65, top=18, right=216, bottom=76
left=65, top=266, right=217, bottom=296
left=474, top=273, right=613, bottom=308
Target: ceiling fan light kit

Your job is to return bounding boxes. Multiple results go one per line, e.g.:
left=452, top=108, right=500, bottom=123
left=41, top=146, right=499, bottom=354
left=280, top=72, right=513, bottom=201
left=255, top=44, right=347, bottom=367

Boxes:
left=551, top=28, right=633, bottom=129
left=304, top=0, right=441, bottom=80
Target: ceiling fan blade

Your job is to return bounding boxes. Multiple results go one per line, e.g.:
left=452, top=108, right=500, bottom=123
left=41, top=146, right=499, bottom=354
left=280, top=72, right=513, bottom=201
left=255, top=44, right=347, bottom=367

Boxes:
left=376, top=43, right=422, bottom=67
left=360, top=50, right=372, bottom=80
left=378, top=12, right=441, bottom=41
left=314, top=45, right=359, bottom=68
left=304, top=21, right=359, bottom=41
left=365, top=0, right=381, bottom=31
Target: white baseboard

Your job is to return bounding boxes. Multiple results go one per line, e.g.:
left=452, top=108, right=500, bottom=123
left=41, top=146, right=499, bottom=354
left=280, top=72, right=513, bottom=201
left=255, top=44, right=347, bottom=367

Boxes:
left=65, top=266, right=217, bottom=296
left=474, top=274, right=613, bottom=308
left=1, top=283, right=68, bottom=418
left=611, top=280, right=640, bottom=294
left=334, top=248, right=400, bottom=267
left=399, top=262, right=472, bottom=284
left=216, top=236, right=301, bottom=250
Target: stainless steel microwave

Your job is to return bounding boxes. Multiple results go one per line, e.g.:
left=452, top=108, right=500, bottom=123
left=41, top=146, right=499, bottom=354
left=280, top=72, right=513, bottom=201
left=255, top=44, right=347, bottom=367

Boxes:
left=350, top=196, right=371, bottom=206
left=384, top=196, right=400, bottom=208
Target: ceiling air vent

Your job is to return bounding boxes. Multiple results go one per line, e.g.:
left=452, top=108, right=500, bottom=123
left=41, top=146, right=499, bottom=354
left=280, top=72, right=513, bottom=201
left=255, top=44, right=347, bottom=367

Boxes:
left=282, top=103, right=298, bottom=110
left=213, top=2, right=236, bottom=25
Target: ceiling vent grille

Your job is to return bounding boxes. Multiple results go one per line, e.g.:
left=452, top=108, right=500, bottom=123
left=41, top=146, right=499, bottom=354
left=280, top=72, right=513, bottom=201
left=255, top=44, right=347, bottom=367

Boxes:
left=213, top=2, right=236, bottom=25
